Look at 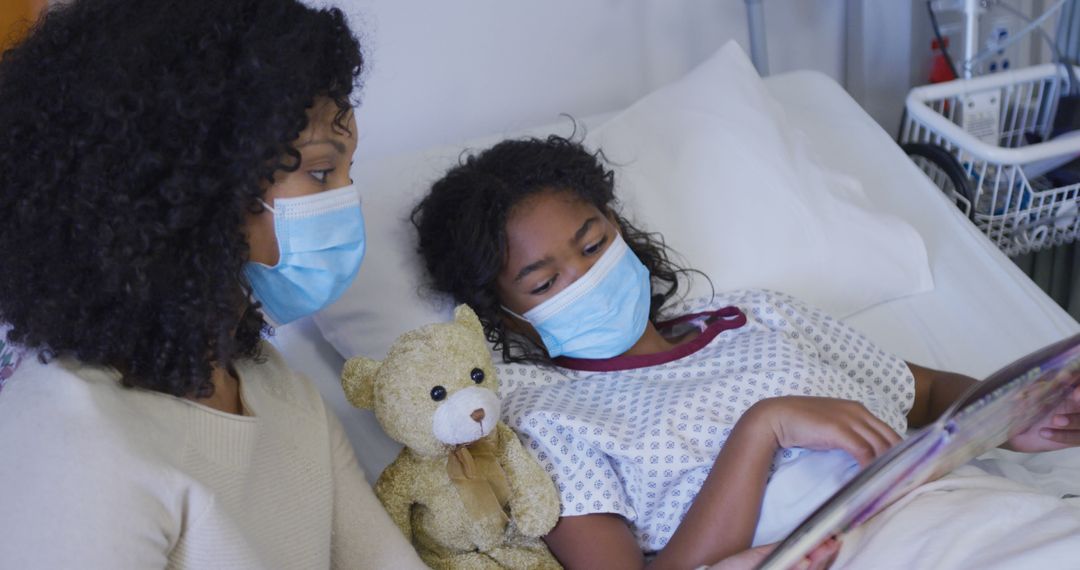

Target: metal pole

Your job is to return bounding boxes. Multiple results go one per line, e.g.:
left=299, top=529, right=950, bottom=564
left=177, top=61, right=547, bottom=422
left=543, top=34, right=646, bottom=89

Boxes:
left=963, top=0, right=980, bottom=78
left=746, top=0, right=770, bottom=76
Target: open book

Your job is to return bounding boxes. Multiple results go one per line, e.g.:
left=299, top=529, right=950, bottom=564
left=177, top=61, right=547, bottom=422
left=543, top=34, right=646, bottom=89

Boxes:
left=759, top=333, right=1080, bottom=570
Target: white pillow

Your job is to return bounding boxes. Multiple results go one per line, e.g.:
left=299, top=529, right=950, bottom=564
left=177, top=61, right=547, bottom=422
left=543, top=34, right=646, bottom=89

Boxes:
left=312, top=148, right=458, bottom=360
left=585, top=41, right=933, bottom=319
left=314, top=41, right=933, bottom=360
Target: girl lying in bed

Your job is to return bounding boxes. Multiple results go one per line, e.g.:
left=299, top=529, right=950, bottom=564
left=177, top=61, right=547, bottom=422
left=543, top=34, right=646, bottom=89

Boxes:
left=409, top=134, right=1080, bottom=570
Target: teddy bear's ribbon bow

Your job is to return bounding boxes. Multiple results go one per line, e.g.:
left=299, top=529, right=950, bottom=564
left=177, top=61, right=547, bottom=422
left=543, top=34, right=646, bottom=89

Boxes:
left=446, top=435, right=512, bottom=527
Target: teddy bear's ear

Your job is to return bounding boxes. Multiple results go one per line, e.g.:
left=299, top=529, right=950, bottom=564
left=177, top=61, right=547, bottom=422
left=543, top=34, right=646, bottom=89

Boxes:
left=341, top=356, right=380, bottom=410
left=453, top=304, right=485, bottom=338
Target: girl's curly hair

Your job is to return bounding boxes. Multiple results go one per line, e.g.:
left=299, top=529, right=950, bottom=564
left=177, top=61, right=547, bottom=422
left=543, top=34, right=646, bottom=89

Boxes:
left=411, top=133, right=700, bottom=365
left=0, top=0, right=363, bottom=397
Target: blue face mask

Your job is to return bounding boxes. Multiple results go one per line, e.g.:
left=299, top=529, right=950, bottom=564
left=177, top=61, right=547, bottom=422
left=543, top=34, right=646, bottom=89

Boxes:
left=508, top=234, right=652, bottom=359
left=244, top=184, right=365, bottom=325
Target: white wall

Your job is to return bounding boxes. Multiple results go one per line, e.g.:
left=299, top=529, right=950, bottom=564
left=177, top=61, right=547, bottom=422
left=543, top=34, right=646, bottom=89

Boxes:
left=313, top=1, right=845, bottom=162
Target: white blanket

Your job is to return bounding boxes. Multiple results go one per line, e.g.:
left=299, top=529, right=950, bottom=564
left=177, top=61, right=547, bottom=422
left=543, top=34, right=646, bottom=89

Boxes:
left=835, top=455, right=1080, bottom=569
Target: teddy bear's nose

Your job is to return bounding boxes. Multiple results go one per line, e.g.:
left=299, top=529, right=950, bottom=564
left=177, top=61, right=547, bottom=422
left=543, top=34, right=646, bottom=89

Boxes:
left=470, top=408, right=485, bottom=423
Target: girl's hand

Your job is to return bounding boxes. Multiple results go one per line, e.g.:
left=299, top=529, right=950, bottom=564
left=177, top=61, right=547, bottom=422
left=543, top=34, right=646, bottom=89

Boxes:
left=1005, top=384, right=1080, bottom=452
left=749, top=396, right=902, bottom=467
left=708, top=538, right=841, bottom=570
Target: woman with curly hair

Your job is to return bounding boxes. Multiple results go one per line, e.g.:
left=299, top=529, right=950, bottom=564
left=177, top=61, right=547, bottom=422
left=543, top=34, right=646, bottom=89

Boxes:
left=0, top=0, right=426, bottom=567
left=411, top=135, right=1080, bottom=569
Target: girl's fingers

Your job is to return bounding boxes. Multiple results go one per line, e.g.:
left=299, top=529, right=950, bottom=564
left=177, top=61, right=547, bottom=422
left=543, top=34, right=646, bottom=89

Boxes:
left=802, top=537, right=841, bottom=570
left=855, top=408, right=903, bottom=447
left=848, top=408, right=900, bottom=455
left=1051, top=413, right=1080, bottom=428
left=849, top=424, right=892, bottom=461
left=827, top=427, right=877, bottom=467
left=1039, top=428, right=1080, bottom=445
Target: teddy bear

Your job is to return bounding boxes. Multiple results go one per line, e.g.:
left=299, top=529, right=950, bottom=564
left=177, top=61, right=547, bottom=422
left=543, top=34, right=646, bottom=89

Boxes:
left=341, top=304, right=563, bottom=569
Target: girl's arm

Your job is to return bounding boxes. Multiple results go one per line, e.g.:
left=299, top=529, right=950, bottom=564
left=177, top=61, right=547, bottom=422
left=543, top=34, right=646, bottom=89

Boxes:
left=541, top=407, right=776, bottom=570
left=905, top=363, right=976, bottom=428
left=907, top=362, right=1080, bottom=451
left=543, top=397, right=899, bottom=570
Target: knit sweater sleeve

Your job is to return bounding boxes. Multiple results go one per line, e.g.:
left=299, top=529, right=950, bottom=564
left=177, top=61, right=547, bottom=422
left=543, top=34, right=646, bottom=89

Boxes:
left=326, top=402, right=428, bottom=569
left=0, top=363, right=175, bottom=568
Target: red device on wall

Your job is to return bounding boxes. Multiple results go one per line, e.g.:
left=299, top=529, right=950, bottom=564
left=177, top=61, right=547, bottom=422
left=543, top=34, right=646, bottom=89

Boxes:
left=930, top=37, right=957, bottom=84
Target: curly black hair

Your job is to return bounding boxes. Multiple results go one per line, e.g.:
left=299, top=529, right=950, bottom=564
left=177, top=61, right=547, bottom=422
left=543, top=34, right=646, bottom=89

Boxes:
left=0, top=0, right=363, bottom=397
left=411, top=132, right=701, bottom=365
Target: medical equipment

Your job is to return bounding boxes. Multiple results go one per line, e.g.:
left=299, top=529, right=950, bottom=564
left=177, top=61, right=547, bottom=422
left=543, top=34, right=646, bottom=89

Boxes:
left=902, top=63, right=1080, bottom=255
left=929, top=0, right=1071, bottom=79
left=744, top=0, right=769, bottom=76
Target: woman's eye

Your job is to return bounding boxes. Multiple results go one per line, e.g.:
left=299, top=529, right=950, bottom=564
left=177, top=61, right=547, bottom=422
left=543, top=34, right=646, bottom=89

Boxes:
left=309, top=169, right=333, bottom=183
left=530, top=276, right=556, bottom=295
left=583, top=235, right=608, bottom=256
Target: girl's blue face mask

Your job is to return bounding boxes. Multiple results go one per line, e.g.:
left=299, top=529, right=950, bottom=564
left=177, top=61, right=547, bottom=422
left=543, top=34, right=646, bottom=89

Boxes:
left=244, top=184, right=365, bottom=325
left=507, top=234, right=651, bottom=359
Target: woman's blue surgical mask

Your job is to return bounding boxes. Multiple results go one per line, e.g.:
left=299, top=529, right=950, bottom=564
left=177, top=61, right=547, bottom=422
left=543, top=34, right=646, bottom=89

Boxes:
left=245, top=184, right=365, bottom=325
left=506, top=234, right=651, bottom=359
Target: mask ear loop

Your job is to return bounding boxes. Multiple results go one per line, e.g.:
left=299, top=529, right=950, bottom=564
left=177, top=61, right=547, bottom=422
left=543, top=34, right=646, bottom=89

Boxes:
left=499, top=306, right=556, bottom=358
left=259, top=199, right=277, bottom=214
left=501, top=305, right=529, bottom=322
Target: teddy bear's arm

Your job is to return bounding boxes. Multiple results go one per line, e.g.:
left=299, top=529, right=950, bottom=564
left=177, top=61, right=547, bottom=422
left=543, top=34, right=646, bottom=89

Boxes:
left=495, top=423, right=561, bottom=538
left=373, top=455, right=418, bottom=541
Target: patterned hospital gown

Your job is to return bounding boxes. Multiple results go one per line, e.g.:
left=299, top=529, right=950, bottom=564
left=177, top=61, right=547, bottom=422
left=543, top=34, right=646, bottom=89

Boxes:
left=496, top=289, right=915, bottom=552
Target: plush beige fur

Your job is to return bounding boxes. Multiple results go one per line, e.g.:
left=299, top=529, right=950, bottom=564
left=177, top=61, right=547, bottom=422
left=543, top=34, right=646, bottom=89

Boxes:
left=342, top=305, right=562, bottom=569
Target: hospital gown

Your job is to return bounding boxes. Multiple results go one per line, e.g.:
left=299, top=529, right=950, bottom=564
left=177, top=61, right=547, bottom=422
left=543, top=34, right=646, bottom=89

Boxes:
left=496, top=289, right=915, bottom=552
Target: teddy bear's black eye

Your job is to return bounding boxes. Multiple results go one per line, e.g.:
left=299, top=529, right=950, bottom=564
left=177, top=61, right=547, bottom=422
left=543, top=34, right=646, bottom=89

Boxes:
left=430, top=386, right=447, bottom=401
left=470, top=368, right=485, bottom=384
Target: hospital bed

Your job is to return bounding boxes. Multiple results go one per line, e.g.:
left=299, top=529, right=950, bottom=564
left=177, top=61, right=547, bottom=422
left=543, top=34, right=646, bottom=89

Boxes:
left=269, top=44, right=1080, bottom=566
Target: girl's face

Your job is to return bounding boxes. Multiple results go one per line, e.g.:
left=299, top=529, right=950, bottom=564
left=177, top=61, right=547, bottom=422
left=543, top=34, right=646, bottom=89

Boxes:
left=496, top=189, right=619, bottom=316
left=245, top=97, right=358, bottom=266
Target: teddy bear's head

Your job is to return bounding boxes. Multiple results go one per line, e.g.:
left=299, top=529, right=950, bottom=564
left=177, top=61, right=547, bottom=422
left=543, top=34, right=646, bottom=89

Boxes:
left=341, top=305, right=502, bottom=457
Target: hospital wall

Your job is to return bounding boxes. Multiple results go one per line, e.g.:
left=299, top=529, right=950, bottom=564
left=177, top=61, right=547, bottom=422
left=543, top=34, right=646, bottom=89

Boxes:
left=29, top=1, right=1051, bottom=161
left=318, top=0, right=846, bottom=162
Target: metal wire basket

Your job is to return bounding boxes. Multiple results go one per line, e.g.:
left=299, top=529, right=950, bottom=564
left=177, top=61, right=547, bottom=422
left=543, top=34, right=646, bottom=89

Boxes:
left=902, top=63, right=1080, bottom=256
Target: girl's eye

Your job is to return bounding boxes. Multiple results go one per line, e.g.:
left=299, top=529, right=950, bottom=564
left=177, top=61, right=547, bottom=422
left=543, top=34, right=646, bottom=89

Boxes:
left=530, top=275, right=556, bottom=296
left=584, top=235, right=608, bottom=256
left=309, top=169, right=333, bottom=183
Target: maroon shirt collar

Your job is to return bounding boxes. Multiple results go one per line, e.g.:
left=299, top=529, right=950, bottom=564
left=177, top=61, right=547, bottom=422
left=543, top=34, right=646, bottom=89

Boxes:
left=553, top=306, right=747, bottom=372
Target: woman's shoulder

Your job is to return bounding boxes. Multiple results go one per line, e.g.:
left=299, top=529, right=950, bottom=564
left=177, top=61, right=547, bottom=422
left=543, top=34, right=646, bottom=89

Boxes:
left=0, top=349, right=125, bottom=423
left=0, top=351, right=176, bottom=454
left=0, top=349, right=182, bottom=516
left=0, top=340, right=328, bottom=435
left=237, top=340, right=329, bottom=419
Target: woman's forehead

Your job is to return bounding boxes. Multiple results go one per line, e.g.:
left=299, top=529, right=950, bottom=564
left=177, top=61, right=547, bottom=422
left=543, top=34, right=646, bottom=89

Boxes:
left=297, top=98, right=356, bottom=143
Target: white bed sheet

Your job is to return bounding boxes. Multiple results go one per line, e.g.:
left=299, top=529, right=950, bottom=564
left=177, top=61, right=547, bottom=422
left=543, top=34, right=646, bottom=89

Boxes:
left=270, top=70, right=1080, bottom=484
left=765, top=72, right=1080, bottom=378
left=766, top=72, right=1080, bottom=568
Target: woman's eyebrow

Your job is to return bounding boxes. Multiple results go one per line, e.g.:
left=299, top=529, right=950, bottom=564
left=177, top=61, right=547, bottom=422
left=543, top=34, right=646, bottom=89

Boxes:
left=296, top=139, right=347, bottom=154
